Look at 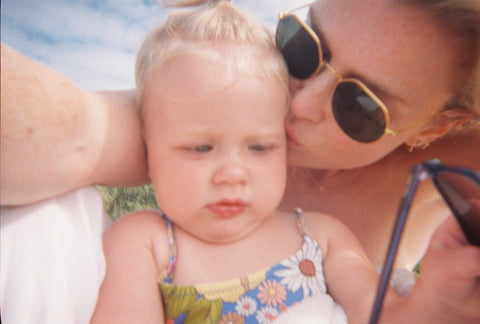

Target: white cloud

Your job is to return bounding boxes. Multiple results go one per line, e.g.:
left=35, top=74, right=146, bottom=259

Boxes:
left=1, top=0, right=304, bottom=90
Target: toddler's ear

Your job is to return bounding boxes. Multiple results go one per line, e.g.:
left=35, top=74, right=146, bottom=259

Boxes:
left=405, top=109, right=477, bottom=150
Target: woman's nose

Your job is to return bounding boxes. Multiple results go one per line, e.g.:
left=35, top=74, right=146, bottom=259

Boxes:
left=289, top=73, right=335, bottom=123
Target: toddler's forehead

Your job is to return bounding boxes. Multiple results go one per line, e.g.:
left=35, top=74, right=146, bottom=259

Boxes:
left=146, top=51, right=280, bottom=103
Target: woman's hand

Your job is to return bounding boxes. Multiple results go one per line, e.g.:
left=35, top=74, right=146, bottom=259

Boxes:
left=411, top=215, right=480, bottom=322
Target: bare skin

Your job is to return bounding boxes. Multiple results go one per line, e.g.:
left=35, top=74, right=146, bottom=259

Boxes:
left=1, top=43, right=479, bottom=271
left=280, top=131, right=480, bottom=268
left=279, top=0, right=480, bottom=269
left=1, top=44, right=149, bottom=205
left=1, top=0, right=479, bottom=270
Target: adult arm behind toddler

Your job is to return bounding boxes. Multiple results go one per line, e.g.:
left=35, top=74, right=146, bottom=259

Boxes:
left=1, top=43, right=149, bottom=205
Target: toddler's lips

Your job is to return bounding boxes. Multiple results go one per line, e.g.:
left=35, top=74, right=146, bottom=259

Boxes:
left=285, top=121, right=300, bottom=146
left=207, top=200, right=247, bottom=218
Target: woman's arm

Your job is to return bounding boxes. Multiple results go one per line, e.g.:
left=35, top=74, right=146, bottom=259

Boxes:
left=91, top=211, right=166, bottom=323
left=310, top=213, right=480, bottom=323
left=1, top=43, right=148, bottom=205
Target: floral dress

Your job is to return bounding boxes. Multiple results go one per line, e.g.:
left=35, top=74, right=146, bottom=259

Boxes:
left=158, top=208, right=345, bottom=324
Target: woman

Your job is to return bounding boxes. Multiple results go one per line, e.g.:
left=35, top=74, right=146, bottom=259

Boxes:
left=1, top=0, right=479, bottom=322
left=277, top=0, right=480, bottom=270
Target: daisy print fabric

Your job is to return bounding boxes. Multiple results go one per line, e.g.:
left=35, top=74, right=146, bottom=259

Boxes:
left=159, top=234, right=328, bottom=323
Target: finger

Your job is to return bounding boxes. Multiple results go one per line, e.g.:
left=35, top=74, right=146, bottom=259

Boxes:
left=429, top=215, right=469, bottom=250
left=424, top=237, right=480, bottom=281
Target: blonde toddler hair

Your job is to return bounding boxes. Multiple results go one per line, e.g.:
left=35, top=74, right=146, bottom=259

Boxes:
left=135, top=0, right=289, bottom=101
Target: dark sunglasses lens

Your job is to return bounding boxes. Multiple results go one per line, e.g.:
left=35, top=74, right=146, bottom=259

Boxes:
left=276, top=16, right=320, bottom=79
left=435, top=171, right=480, bottom=246
left=332, top=82, right=386, bottom=143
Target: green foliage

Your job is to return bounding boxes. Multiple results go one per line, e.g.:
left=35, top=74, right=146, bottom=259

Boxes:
left=413, top=260, right=422, bottom=277
left=97, top=184, right=158, bottom=220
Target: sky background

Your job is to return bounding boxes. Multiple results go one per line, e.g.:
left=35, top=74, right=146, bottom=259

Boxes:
left=1, top=0, right=305, bottom=91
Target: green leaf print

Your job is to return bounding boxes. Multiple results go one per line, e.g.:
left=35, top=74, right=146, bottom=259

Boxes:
left=160, top=285, right=200, bottom=319
left=184, top=297, right=223, bottom=323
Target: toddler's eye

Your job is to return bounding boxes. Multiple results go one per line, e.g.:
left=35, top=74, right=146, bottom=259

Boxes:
left=193, top=145, right=212, bottom=153
left=250, top=144, right=270, bottom=152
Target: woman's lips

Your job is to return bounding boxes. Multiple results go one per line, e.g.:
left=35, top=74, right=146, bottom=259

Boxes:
left=207, top=200, right=247, bottom=218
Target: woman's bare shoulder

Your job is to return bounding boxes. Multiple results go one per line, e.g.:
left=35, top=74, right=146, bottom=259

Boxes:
left=417, top=127, right=480, bottom=168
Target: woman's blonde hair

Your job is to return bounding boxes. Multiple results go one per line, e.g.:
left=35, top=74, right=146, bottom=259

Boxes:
left=406, top=0, right=480, bottom=120
left=135, top=0, right=289, bottom=98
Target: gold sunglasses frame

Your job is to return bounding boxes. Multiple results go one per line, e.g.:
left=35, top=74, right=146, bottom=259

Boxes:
left=278, top=2, right=426, bottom=142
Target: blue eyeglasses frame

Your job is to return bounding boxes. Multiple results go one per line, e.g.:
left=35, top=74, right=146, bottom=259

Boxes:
left=369, top=158, right=480, bottom=323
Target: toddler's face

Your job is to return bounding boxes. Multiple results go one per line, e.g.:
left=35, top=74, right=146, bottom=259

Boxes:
left=142, top=54, right=289, bottom=243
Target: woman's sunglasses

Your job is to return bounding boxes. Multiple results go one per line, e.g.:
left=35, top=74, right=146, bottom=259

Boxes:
left=275, top=3, right=421, bottom=143
left=369, top=159, right=480, bottom=324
